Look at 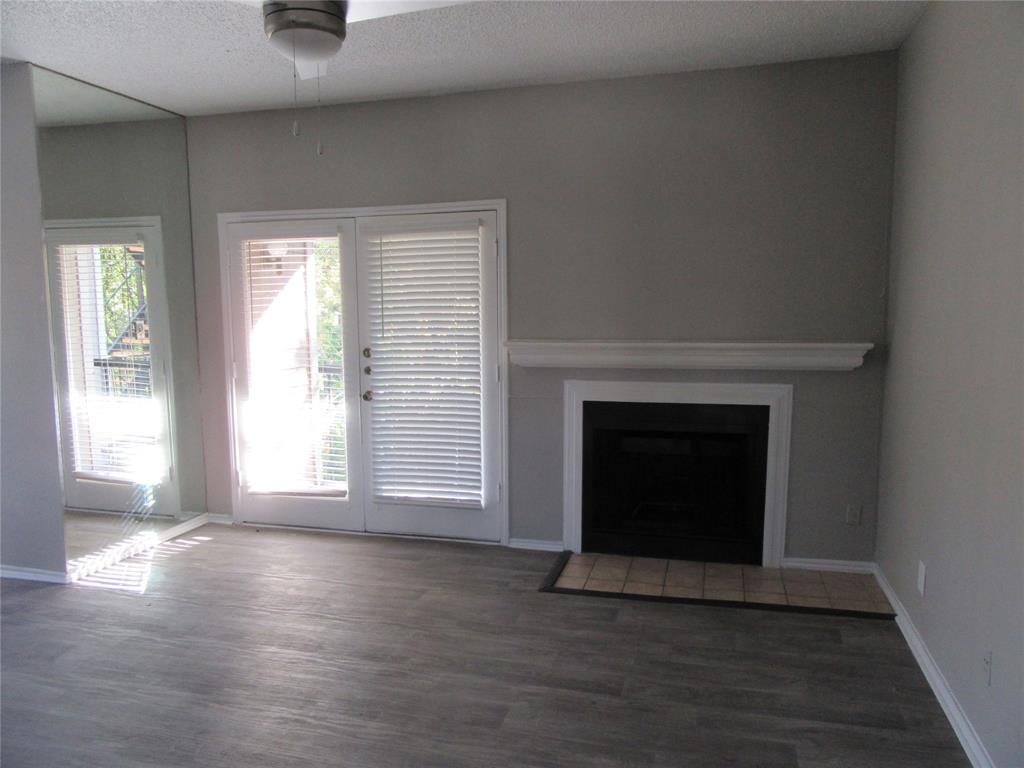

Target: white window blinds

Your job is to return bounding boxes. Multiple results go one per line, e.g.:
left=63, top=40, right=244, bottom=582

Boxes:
left=243, top=236, right=348, bottom=493
left=364, top=221, right=485, bottom=507
left=54, top=242, right=160, bottom=481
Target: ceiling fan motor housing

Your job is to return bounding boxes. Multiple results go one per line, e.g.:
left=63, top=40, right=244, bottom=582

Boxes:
left=264, top=1, right=348, bottom=64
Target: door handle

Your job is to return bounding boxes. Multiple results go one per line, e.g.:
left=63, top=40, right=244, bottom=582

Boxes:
left=362, top=390, right=373, bottom=401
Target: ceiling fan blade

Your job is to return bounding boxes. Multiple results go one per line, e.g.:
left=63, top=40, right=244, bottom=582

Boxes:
left=346, top=1, right=469, bottom=24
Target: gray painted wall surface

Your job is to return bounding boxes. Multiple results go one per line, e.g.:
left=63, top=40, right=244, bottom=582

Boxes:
left=37, top=119, right=206, bottom=514
left=186, top=53, right=896, bottom=557
left=876, top=4, right=1023, bottom=764
left=0, top=64, right=67, bottom=573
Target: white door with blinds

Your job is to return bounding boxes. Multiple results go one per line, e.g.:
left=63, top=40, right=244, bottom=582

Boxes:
left=45, top=219, right=180, bottom=518
left=224, top=209, right=501, bottom=541
left=357, top=212, right=500, bottom=540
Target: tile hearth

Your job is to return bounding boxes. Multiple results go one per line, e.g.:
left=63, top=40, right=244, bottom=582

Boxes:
left=552, top=554, right=894, bottom=616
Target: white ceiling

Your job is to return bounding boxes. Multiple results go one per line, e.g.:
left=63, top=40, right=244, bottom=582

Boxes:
left=1, top=1, right=925, bottom=118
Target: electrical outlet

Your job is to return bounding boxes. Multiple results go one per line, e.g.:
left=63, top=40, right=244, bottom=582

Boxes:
left=845, top=504, right=862, bottom=526
left=983, top=651, right=993, bottom=687
left=917, top=561, right=927, bottom=597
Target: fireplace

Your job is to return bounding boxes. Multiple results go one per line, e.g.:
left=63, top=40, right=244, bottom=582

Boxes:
left=581, top=400, right=770, bottom=564
left=563, top=381, right=793, bottom=567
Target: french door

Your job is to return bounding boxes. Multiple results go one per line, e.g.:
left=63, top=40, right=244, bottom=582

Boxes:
left=224, top=208, right=501, bottom=541
left=45, top=218, right=180, bottom=518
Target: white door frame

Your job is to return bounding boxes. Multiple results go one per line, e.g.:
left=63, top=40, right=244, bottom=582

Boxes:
left=562, top=380, right=793, bottom=567
left=44, top=216, right=182, bottom=519
left=217, top=200, right=509, bottom=543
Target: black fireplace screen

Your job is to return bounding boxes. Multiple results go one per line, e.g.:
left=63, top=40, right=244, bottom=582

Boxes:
left=581, top=401, right=769, bottom=564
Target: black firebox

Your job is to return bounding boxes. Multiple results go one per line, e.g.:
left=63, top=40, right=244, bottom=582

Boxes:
left=581, top=401, right=769, bottom=564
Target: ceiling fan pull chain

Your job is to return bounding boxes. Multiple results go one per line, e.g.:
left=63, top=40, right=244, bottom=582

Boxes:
left=316, top=63, right=324, bottom=156
left=291, top=23, right=301, bottom=137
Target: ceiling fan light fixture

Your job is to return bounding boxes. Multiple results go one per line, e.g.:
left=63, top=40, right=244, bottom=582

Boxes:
left=267, top=26, right=344, bottom=66
left=264, top=1, right=347, bottom=66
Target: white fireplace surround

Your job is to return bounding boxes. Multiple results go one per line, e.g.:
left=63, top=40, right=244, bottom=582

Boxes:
left=562, top=380, right=794, bottom=567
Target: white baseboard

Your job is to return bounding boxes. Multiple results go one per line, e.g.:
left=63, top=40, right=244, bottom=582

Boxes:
left=0, top=565, right=69, bottom=584
left=159, top=513, right=209, bottom=541
left=204, top=513, right=234, bottom=525
left=507, top=538, right=565, bottom=552
left=780, top=557, right=876, bottom=573
left=873, top=566, right=994, bottom=768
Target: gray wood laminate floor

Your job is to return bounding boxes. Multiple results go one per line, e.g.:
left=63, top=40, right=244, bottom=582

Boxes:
left=2, top=524, right=967, bottom=768
left=64, top=509, right=185, bottom=561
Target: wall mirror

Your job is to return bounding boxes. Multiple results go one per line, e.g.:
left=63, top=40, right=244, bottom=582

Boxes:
left=31, top=66, right=205, bottom=574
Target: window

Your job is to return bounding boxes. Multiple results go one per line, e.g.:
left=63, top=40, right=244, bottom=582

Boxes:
left=54, top=241, right=159, bottom=481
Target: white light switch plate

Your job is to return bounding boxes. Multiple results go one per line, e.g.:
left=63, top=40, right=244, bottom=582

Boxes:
left=917, top=561, right=927, bottom=597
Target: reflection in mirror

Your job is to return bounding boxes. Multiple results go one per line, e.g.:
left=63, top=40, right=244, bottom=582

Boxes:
left=31, top=66, right=205, bottom=580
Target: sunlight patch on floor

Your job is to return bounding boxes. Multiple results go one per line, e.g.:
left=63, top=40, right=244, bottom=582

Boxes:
left=69, top=536, right=210, bottom=594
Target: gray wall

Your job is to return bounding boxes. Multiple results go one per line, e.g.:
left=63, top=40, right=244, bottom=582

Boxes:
left=37, top=119, right=206, bottom=514
left=876, top=4, right=1023, bottom=764
left=0, top=63, right=67, bottom=573
left=187, top=53, right=897, bottom=557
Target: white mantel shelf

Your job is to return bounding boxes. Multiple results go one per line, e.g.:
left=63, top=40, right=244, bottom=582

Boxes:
left=506, top=341, right=874, bottom=371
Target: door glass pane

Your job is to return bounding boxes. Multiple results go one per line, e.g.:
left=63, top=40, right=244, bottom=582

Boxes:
left=54, top=242, right=160, bottom=482
left=242, top=236, right=347, bottom=492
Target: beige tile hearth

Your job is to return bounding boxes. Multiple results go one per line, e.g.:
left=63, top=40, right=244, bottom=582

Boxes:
left=623, top=581, right=664, bottom=596
left=743, top=577, right=785, bottom=594
left=704, top=587, right=744, bottom=602
left=627, top=557, right=668, bottom=584
left=665, top=571, right=704, bottom=589
left=585, top=577, right=625, bottom=593
left=786, top=595, right=831, bottom=608
left=705, top=563, right=743, bottom=579
left=554, top=575, right=587, bottom=590
left=783, top=580, right=828, bottom=598
left=552, top=555, right=895, bottom=616
left=662, top=584, right=702, bottom=598
left=745, top=592, right=787, bottom=605
left=560, top=563, right=594, bottom=580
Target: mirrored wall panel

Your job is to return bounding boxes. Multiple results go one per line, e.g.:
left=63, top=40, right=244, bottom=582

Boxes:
left=31, top=67, right=205, bottom=573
